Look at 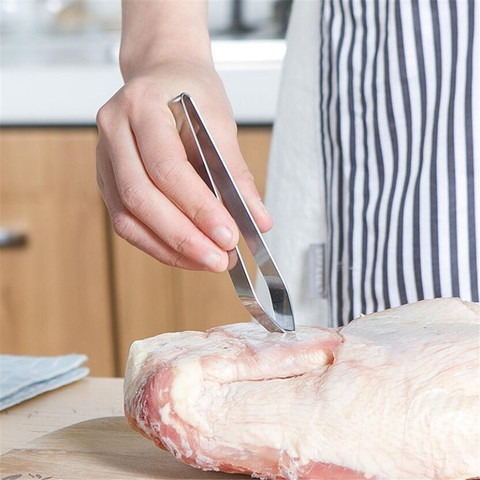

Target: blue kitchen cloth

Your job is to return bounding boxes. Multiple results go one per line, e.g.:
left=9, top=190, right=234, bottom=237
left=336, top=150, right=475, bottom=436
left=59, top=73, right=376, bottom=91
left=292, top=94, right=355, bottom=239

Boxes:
left=0, top=354, right=89, bottom=411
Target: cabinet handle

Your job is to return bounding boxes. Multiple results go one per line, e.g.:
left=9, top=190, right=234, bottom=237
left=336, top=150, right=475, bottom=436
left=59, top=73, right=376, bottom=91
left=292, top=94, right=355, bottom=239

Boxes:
left=0, top=228, right=28, bottom=248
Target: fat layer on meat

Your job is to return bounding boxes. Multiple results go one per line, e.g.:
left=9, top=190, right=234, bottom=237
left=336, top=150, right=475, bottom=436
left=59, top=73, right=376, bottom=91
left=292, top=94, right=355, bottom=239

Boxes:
left=124, top=298, right=480, bottom=480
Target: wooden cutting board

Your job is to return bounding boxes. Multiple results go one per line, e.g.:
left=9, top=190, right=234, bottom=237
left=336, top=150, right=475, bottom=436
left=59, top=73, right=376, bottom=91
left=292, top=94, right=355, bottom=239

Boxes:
left=0, top=416, right=248, bottom=480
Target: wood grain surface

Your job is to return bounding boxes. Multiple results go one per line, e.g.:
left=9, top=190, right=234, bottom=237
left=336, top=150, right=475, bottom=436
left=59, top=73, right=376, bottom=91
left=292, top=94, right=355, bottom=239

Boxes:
left=0, top=416, right=248, bottom=480
left=0, top=129, right=114, bottom=376
left=0, top=377, right=124, bottom=455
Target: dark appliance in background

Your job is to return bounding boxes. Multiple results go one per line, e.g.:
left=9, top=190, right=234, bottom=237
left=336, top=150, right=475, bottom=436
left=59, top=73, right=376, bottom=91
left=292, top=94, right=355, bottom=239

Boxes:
left=213, top=0, right=293, bottom=39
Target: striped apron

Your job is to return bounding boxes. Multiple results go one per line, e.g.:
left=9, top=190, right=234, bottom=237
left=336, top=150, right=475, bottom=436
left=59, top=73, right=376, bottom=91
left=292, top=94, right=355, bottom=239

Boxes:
left=264, top=0, right=479, bottom=327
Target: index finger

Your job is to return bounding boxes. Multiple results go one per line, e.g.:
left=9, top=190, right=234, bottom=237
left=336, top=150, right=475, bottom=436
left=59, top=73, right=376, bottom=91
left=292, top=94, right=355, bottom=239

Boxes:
left=130, top=105, right=241, bottom=251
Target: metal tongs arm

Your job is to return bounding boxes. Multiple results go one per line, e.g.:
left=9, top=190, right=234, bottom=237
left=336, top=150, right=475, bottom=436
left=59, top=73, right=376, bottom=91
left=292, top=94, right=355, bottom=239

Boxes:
left=169, top=93, right=295, bottom=333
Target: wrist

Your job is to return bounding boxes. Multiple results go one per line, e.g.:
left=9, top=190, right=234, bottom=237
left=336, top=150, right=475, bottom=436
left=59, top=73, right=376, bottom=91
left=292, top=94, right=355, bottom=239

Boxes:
left=119, top=0, right=212, bottom=81
left=120, top=32, right=213, bottom=81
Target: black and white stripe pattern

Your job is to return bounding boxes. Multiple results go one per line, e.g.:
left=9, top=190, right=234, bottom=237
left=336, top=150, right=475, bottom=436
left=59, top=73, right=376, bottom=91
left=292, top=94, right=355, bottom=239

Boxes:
left=319, top=0, right=479, bottom=326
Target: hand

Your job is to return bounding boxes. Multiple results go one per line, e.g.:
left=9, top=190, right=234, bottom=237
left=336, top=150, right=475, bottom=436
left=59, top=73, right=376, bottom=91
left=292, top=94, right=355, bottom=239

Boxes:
left=96, top=60, right=272, bottom=272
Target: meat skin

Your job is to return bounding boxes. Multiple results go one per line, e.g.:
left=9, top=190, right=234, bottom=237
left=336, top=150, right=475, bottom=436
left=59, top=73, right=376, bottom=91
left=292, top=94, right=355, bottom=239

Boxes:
left=124, top=298, right=480, bottom=479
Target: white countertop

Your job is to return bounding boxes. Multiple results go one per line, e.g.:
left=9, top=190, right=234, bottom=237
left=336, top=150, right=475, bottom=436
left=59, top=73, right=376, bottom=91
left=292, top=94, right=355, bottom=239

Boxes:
left=0, top=38, right=285, bottom=126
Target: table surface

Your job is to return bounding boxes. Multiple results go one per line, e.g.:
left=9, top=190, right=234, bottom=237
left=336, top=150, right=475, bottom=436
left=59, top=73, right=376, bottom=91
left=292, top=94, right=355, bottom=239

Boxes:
left=0, top=376, right=124, bottom=455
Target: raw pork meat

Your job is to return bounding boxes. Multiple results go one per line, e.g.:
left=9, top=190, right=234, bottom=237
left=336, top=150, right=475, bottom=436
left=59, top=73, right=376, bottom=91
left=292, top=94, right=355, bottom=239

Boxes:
left=124, top=298, right=480, bottom=479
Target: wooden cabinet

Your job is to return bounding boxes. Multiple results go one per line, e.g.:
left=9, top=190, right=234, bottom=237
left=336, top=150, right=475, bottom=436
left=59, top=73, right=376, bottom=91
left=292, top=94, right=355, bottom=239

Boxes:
left=0, top=127, right=272, bottom=376
left=0, top=129, right=115, bottom=376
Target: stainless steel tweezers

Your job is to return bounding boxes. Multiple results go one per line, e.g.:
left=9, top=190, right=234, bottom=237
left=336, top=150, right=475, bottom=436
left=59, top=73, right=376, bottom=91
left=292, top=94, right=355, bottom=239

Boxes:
left=169, top=93, right=295, bottom=333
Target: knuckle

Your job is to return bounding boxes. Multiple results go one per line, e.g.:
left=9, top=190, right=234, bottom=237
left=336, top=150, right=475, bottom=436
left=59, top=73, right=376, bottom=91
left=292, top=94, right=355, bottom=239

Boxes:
left=95, top=105, right=110, bottom=130
left=111, top=212, right=134, bottom=242
left=112, top=212, right=152, bottom=254
left=172, top=233, right=195, bottom=256
left=97, top=84, right=141, bottom=130
left=154, top=159, right=182, bottom=188
left=190, top=198, right=214, bottom=226
left=119, top=183, right=145, bottom=213
left=169, top=253, right=187, bottom=269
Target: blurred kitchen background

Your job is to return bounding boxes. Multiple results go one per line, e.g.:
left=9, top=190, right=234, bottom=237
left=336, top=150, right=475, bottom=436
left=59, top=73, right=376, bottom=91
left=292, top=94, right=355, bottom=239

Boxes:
left=0, top=1, right=291, bottom=376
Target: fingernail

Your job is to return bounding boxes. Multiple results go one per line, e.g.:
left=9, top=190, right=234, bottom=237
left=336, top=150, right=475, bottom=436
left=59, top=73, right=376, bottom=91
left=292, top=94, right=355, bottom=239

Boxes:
left=211, top=226, right=234, bottom=248
left=203, top=252, right=225, bottom=271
